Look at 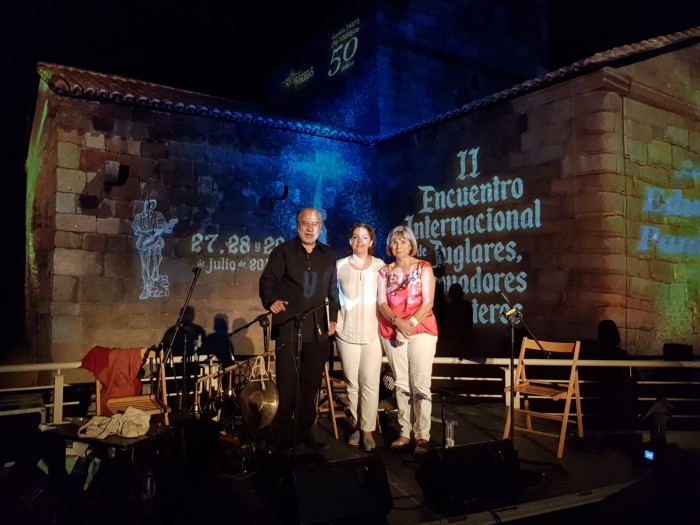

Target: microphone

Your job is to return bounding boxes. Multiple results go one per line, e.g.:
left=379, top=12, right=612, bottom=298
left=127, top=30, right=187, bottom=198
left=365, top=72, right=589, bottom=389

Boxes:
left=501, top=291, right=512, bottom=305
left=500, top=292, right=519, bottom=318
left=325, top=297, right=330, bottom=332
left=193, top=267, right=201, bottom=274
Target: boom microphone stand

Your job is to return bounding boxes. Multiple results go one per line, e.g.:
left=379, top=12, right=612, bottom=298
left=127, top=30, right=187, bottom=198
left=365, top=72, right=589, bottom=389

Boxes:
left=163, top=268, right=202, bottom=416
left=227, top=312, right=272, bottom=344
left=290, top=302, right=327, bottom=461
left=500, top=292, right=550, bottom=450
left=500, top=293, right=562, bottom=483
left=162, top=267, right=201, bottom=464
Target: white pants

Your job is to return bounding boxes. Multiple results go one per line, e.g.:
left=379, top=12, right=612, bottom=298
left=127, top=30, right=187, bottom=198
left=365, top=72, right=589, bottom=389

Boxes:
left=381, top=333, right=437, bottom=442
left=335, top=338, right=383, bottom=432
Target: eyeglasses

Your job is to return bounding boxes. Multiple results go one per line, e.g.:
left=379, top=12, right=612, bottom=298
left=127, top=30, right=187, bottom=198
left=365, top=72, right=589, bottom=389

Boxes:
left=300, top=221, right=320, bottom=229
left=305, top=252, right=311, bottom=271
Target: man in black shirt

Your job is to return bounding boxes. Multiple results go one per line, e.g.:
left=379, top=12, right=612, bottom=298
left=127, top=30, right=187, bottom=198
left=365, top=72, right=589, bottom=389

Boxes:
left=259, top=207, right=339, bottom=451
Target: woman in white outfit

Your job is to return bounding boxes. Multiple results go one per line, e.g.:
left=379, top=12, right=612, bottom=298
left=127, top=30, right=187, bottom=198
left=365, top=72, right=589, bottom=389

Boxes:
left=335, top=223, right=385, bottom=451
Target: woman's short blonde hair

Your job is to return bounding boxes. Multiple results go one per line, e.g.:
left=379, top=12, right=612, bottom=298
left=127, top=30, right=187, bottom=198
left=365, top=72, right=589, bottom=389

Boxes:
left=386, top=225, right=418, bottom=257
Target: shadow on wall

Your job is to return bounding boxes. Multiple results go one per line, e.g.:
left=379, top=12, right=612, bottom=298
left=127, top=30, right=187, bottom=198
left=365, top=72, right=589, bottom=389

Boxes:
left=231, top=317, right=257, bottom=355
left=437, top=283, right=474, bottom=358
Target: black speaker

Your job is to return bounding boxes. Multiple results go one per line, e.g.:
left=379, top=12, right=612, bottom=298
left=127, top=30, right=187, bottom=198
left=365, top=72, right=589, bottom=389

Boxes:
left=288, top=455, right=393, bottom=524
left=663, top=343, right=693, bottom=360
left=416, top=439, right=522, bottom=508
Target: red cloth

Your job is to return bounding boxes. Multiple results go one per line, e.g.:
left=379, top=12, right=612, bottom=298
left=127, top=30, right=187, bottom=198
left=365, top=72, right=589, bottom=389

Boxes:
left=82, top=346, right=144, bottom=413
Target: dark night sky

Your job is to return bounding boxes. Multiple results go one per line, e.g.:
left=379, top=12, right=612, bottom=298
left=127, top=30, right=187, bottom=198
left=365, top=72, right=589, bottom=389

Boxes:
left=1, top=0, right=698, bottom=350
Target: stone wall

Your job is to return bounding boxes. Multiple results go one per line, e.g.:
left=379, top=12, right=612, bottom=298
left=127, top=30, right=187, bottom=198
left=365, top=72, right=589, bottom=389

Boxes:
left=375, top=47, right=700, bottom=356
left=26, top=84, right=376, bottom=382
left=25, top=42, right=700, bottom=381
left=269, top=0, right=548, bottom=134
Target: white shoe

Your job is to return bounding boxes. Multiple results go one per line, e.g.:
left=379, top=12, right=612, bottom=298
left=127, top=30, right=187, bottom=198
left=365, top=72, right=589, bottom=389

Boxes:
left=363, top=433, right=376, bottom=452
left=348, top=430, right=360, bottom=446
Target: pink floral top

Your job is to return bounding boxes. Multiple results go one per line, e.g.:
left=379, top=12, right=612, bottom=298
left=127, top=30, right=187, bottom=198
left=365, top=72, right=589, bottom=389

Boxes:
left=378, top=260, right=438, bottom=340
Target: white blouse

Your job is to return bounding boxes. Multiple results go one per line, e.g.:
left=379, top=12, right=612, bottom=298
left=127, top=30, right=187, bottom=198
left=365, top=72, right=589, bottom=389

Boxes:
left=335, top=255, right=385, bottom=344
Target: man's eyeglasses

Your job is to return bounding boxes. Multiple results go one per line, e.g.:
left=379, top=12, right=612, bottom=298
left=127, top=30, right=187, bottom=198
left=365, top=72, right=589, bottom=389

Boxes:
left=300, top=221, right=320, bottom=229
left=305, top=252, right=311, bottom=271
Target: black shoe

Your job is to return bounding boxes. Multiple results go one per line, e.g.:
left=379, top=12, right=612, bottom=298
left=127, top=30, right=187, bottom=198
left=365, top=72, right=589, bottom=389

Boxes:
left=301, top=437, right=329, bottom=450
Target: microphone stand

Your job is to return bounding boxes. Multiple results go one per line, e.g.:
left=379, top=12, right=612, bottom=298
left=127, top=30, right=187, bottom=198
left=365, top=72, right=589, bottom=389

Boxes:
left=291, top=302, right=327, bottom=459
left=162, top=267, right=201, bottom=464
left=502, top=306, right=521, bottom=451
left=501, top=296, right=561, bottom=474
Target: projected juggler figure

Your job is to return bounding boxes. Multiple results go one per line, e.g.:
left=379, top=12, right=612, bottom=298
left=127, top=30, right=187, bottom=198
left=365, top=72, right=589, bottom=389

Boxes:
left=132, top=199, right=178, bottom=299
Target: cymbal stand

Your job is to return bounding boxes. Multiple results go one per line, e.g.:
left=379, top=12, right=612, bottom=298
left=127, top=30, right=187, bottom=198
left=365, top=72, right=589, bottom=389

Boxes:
left=217, top=314, right=274, bottom=478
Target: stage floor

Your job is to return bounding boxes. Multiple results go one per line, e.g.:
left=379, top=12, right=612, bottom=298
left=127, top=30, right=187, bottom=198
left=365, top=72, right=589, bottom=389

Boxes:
left=158, top=399, right=700, bottom=525
left=3, top=399, right=699, bottom=525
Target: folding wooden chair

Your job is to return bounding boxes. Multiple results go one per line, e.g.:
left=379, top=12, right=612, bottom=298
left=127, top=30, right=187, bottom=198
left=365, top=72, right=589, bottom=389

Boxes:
left=93, top=346, right=171, bottom=426
left=316, top=361, right=383, bottom=439
left=316, top=361, right=349, bottom=439
left=503, top=337, right=583, bottom=458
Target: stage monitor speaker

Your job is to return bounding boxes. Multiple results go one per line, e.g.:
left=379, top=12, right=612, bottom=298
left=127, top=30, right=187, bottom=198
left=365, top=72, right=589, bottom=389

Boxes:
left=289, top=454, right=393, bottom=525
left=415, top=439, right=522, bottom=509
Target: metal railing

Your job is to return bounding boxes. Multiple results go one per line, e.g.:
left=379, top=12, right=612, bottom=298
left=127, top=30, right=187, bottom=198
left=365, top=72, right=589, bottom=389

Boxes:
left=1, top=356, right=698, bottom=426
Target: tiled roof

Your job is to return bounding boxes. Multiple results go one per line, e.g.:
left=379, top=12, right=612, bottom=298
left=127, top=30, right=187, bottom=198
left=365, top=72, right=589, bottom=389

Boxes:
left=38, top=26, right=700, bottom=145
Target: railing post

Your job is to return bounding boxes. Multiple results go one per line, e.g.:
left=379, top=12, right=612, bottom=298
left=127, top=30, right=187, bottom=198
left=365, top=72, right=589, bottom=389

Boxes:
left=502, top=366, right=511, bottom=406
left=501, top=366, right=520, bottom=409
left=52, top=369, right=65, bottom=424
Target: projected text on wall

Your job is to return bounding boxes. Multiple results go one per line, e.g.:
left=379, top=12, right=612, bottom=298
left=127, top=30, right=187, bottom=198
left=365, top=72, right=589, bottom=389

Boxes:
left=191, top=233, right=285, bottom=274
left=640, top=168, right=700, bottom=256
left=405, top=146, right=542, bottom=327
left=328, top=18, right=360, bottom=77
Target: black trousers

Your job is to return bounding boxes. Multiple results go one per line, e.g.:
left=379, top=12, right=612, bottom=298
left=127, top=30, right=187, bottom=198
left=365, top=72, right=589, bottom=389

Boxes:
left=269, top=334, right=330, bottom=448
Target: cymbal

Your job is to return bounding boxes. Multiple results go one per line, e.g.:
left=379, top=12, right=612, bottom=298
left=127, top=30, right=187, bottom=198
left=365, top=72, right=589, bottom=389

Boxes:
left=239, top=378, right=279, bottom=430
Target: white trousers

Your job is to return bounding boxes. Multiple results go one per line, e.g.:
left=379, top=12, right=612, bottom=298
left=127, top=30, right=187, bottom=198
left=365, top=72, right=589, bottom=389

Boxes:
left=381, top=333, right=437, bottom=442
left=335, top=338, right=383, bottom=432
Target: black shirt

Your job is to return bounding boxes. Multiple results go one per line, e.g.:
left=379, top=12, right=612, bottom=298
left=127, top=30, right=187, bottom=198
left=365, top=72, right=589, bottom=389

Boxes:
left=259, top=236, right=339, bottom=341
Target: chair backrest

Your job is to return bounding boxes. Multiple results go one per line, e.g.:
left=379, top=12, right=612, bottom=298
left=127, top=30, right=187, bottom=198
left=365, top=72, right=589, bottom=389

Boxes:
left=516, top=337, right=581, bottom=384
left=94, top=346, right=170, bottom=425
left=92, top=347, right=147, bottom=415
left=520, top=337, right=580, bottom=358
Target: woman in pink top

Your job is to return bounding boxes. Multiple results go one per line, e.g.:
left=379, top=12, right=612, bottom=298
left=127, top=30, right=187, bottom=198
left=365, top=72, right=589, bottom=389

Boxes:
left=377, top=225, right=438, bottom=458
